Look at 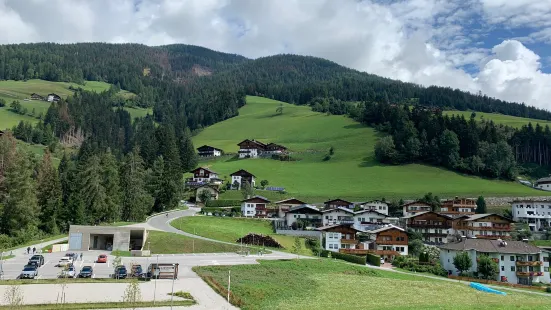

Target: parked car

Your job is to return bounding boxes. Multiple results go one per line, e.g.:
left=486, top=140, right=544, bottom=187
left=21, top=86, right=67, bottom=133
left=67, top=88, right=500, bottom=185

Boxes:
left=130, top=264, right=143, bottom=277
left=28, top=255, right=45, bottom=267
left=97, top=254, right=108, bottom=263
left=57, top=257, right=73, bottom=267
left=65, top=253, right=78, bottom=261
left=113, top=265, right=128, bottom=279
left=60, top=266, right=77, bottom=278
left=78, top=266, right=94, bottom=278
left=20, top=265, right=38, bottom=279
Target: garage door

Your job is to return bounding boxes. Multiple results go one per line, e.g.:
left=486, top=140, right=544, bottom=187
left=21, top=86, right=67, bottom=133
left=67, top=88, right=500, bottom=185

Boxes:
left=69, top=233, right=83, bottom=250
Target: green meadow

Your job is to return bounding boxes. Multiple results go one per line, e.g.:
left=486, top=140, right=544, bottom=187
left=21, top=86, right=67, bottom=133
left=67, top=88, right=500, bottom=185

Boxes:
left=192, top=96, right=545, bottom=201
left=443, top=110, right=551, bottom=129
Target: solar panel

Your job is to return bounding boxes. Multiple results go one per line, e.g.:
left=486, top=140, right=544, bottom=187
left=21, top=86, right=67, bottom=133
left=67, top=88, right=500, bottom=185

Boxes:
left=266, top=186, right=285, bottom=191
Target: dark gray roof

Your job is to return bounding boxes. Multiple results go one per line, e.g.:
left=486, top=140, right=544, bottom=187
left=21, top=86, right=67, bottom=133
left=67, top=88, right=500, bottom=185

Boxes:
left=439, top=239, right=541, bottom=254
left=242, top=195, right=270, bottom=203
left=354, top=209, right=387, bottom=217
left=321, top=207, right=355, bottom=214
left=536, top=177, right=551, bottom=184
left=402, top=211, right=454, bottom=220
left=366, top=225, right=404, bottom=234
left=287, top=204, right=321, bottom=213
left=463, top=213, right=513, bottom=222
left=316, top=224, right=362, bottom=232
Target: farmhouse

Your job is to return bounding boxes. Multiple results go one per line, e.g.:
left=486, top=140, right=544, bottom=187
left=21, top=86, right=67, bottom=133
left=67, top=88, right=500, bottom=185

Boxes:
left=264, top=142, right=287, bottom=155
left=364, top=225, right=409, bottom=261
left=452, top=214, right=513, bottom=240
left=284, top=204, right=323, bottom=229
left=190, top=167, right=221, bottom=184
left=47, top=93, right=61, bottom=102
left=354, top=209, right=388, bottom=228
left=534, top=177, right=551, bottom=191
left=237, top=139, right=266, bottom=158
left=402, top=201, right=432, bottom=217
left=324, top=198, right=354, bottom=210
left=197, top=145, right=223, bottom=157
left=30, top=93, right=44, bottom=100
left=230, top=169, right=256, bottom=189
left=512, top=199, right=551, bottom=231
left=322, top=207, right=355, bottom=226
left=317, top=224, right=363, bottom=252
left=194, top=184, right=219, bottom=202
left=275, top=198, right=307, bottom=218
left=440, top=197, right=476, bottom=215
left=403, top=211, right=454, bottom=244
left=357, top=200, right=389, bottom=215
left=241, top=196, right=270, bottom=218
left=68, top=225, right=146, bottom=252
left=439, top=239, right=549, bottom=285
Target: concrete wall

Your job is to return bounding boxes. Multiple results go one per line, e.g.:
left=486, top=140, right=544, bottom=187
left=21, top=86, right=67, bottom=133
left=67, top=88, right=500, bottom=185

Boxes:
left=275, top=229, right=322, bottom=238
left=68, top=225, right=145, bottom=251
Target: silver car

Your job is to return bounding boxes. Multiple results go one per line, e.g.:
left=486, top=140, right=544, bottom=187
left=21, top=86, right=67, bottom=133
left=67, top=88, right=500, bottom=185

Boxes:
left=20, top=265, right=38, bottom=279
left=60, top=266, right=77, bottom=278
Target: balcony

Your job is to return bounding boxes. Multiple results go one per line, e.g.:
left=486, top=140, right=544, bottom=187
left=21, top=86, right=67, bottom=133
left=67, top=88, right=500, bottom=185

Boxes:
left=367, top=249, right=401, bottom=256
left=516, top=261, right=543, bottom=267
left=516, top=271, right=544, bottom=277
left=408, top=223, right=449, bottom=229
left=376, top=239, right=408, bottom=245
left=469, top=226, right=512, bottom=231
left=340, top=239, right=357, bottom=245
left=474, top=235, right=512, bottom=240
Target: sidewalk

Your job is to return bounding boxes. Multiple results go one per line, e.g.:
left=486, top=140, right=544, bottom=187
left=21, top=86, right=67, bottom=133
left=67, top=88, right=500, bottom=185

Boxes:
left=2, top=237, right=68, bottom=258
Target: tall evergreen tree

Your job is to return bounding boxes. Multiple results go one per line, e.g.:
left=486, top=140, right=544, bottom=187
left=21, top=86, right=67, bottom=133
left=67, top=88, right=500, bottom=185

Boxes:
left=120, top=148, right=153, bottom=221
left=79, top=155, right=108, bottom=224
left=476, top=196, right=487, bottom=214
left=178, top=127, right=198, bottom=172
left=100, top=150, right=122, bottom=223
left=36, top=151, right=62, bottom=234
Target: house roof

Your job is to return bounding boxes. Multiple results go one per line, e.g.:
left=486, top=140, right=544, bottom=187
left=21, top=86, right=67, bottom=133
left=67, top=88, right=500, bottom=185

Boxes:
left=402, top=201, right=432, bottom=207
left=324, top=198, right=353, bottom=205
left=197, top=145, right=223, bottom=152
left=439, top=239, right=542, bottom=254
left=536, top=176, right=551, bottom=184
left=274, top=198, right=307, bottom=205
left=402, top=211, right=453, bottom=220
left=242, top=195, right=270, bottom=203
left=321, top=207, right=355, bottom=214
left=316, top=224, right=363, bottom=232
left=237, top=139, right=266, bottom=147
left=366, top=225, right=405, bottom=234
left=191, top=167, right=218, bottom=174
left=230, top=169, right=256, bottom=177
left=462, top=213, right=514, bottom=223
left=354, top=209, right=388, bottom=217
left=266, top=142, right=287, bottom=150
left=287, top=204, right=321, bottom=213
left=359, top=200, right=387, bottom=205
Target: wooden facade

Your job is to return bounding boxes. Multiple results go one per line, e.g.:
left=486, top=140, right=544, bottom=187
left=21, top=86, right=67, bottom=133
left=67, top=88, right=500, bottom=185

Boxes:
left=197, top=145, right=222, bottom=157
left=407, top=212, right=453, bottom=229
left=324, top=199, right=354, bottom=210
left=440, top=198, right=476, bottom=215
left=454, top=214, right=513, bottom=240
left=374, top=228, right=408, bottom=246
left=192, top=167, right=217, bottom=179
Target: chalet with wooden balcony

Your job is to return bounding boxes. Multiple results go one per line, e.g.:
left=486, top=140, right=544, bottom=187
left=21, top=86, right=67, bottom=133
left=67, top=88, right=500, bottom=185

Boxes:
left=357, top=200, right=389, bottom=216
left=452, top=214, right=514, bottom=240
left=316, top=224, right=363, bottom=252
left=30, top=93, right=44, bottom=100
left=440, top=197, right=476, bottom=215
left=265, top=143, right=287, bottom=155
left=275, top=198, right=307, bottom=218
left=47, top=93, right=61, bottom=102
left=402, top=201, right=432, bottom=217
left=196, top=145, right=223, bottom=157
left=403, top=211, right=454, bottom=244
left=365, top=225, right=408, bottom=261
left=353, top=209, right=387, bottom=229
left=284, top=204, right=323, bottom=229
left=324, top=198, right=354, bottom=210
left=237, top=139, right=266, bottom=158
left=439, top=239, right=546, bottom=285
left=241, top=196, right=270, bottom=218
left=190, top=167, right=220, bottom=184
left=322, top=207, right=356, bottom=226
left=230, top=169, right=256, bottom=189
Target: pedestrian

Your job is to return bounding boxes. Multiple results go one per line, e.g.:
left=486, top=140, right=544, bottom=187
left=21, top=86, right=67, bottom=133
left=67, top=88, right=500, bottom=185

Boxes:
left=27, top=247, right=30, bottom=255
left=80, top=253, right=83, bottom=261
left=32, top=247, right=36, bottom=254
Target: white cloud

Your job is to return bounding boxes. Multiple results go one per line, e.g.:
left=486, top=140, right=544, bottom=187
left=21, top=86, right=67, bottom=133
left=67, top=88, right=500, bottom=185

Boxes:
left=0, top=0, right=550, bottom=109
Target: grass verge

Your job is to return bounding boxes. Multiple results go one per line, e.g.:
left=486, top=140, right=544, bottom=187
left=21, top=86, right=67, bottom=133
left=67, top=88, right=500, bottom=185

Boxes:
left=194, top=259, right=551, bottom=310
left=147, top=230, right=241, bottom=254
left=0, top=278, right=135, bottom=285
left=3, top=234, right=66, bottom=253
left=0, top=300, right=195, bottom=309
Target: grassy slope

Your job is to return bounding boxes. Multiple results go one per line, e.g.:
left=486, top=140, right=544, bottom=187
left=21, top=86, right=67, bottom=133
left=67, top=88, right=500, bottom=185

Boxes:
left=0, top=79, right=142, bottom=130
left=147, top=230, right=241, bottom=254
left=444, top=110, right=551, bottom=129
left=195, top=259, right=549, bottom=310
left=193, top=96, right=544, bottom=201
left=170, top=217, right=313, bottom=256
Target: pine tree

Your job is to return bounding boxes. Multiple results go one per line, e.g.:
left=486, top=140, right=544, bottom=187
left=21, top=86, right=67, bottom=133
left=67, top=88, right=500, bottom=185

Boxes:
left=100, top=150, right=121, bottom=223
left=476, top=196, right=487, bottom=214
left=153, top=126, right=182, bottom=211
left=79, top=155, right=108, bottom=224
left=58, top=153, right=85, bottom=228
left=178, top=127, right=197, bottom=172
left=121, top=148, right=153, bottom=221
left=36, top=151, right=62, bottom=234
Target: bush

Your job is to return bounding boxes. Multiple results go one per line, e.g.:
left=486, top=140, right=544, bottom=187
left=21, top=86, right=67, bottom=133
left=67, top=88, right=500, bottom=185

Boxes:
left=546, top=287, right=551, bottom=293
left=366, top=253, right=381, bottom=266
left=205, top=200, right=241, bottom=208
left=332, top=252, right=366, bottom=265
left=320, top=250, right=330, bottom=258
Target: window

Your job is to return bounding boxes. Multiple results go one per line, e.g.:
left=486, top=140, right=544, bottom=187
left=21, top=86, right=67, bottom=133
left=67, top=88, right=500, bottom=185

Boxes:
left=501, top=266, right=504, bottom=271
left=501, top=255, right=504, bottom=261
left=545, top=267, right=550, bottom=272
left=511, top=266, right=515, bottom=272
left=510, top=256, right=515, bottom=261
left=544, top=257, right=549, bottom=262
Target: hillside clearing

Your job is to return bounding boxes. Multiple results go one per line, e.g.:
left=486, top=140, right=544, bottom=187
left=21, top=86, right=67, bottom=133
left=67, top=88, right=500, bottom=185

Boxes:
left=194, top=259, right=549, bottom=310
left=443, top=110, right=551, bottom=129
left=192, top=96, right=545, bottom=201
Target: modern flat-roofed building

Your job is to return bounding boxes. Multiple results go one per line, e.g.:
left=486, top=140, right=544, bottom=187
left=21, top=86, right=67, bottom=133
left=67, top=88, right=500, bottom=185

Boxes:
left=68, top=225, right=147, bottom=252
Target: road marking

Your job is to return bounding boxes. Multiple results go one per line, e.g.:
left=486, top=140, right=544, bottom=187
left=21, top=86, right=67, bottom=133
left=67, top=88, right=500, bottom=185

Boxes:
left=212, top=260, right=220, bottom=265
left=35, top=275, right=41, bottom=279
left=93, top=262, right=96, bottom=268
left=43, top=260, right=50, bottom=267
left=79, top=260, right=83, bottom=267
left=107, top=261, right=110, bottom=268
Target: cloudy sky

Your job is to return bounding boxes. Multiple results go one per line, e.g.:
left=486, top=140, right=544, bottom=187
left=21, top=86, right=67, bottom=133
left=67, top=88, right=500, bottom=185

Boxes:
left=1, top=0, right=551, bottom=109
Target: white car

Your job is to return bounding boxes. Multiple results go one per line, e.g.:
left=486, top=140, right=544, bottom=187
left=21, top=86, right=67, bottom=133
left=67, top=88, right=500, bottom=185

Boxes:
left=60, top=266, right=77, bottom=278
left=58, top=257, right=73, bottom=267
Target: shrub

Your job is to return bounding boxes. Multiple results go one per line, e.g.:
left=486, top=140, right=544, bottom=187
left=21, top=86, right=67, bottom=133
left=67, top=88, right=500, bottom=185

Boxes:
left=546, top=287, right=551, bottom=293
left=332, top=252, right=366, bottom=265
left=205, top=200, right=241, bottom=208
left=366, top=253, right=381, bottom=266
left=320, top=250, right=330, bottom=258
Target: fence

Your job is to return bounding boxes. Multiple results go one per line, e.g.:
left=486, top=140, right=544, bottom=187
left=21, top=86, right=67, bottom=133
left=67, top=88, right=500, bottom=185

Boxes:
left=275, top=230, right=322, bottom=238
left=447, top=275, right=549, bottom=291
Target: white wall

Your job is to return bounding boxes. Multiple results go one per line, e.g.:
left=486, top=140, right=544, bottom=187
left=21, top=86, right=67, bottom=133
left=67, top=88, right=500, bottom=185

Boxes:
left=323, top=210, right=354, bottom=225
left=325, top=232, right=341, bottom=252
left=361, top=202, right=389, bottom=216
left=241, top=203, right=256, bottom=217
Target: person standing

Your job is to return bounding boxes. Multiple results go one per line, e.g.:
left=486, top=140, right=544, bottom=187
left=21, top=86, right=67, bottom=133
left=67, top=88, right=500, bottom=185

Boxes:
left=27, top=247, right=30, bottom=255
left=32, top=247, right=36, bottom=254
left=80, top=253, right=83, bottom=261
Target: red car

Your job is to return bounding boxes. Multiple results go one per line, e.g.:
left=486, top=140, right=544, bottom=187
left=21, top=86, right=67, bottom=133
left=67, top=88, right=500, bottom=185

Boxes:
left=97, top=254, right=108, bottom=263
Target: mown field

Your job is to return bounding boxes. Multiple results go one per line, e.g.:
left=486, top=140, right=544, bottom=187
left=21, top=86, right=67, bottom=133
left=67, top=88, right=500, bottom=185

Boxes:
left=192, top=96, right=546, bottom=201
left=147, top=230, right=241, bottom=254
left=443, top=110, right=551, bottom=129
left=170, top=217, right=313, bottom=256
left=0, top=79, right=144, bottom=130
left=194, top=259, right=550, bottom=310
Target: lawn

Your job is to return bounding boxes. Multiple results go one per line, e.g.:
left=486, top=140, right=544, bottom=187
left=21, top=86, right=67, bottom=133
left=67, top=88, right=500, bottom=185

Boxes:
left=170, top=217, right=313, bottom=256
left=443, top=110, right=551, bottom=129
left=146, top=230, right=241, bottom=254
left=0, top=301, right=195, bottom=309
left=192, top=96, right=546, bottom=201
left=3, top=234, right=66, bottom=252
left=529, top=240, right=551, bottom=247
left=194, top=259, right=551, bottom=310
left=123, top=106, right=152, bottom=119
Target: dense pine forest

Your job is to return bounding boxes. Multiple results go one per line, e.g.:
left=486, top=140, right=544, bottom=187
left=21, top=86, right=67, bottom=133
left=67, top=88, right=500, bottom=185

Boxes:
left=2, top=42, right=551, bottom=247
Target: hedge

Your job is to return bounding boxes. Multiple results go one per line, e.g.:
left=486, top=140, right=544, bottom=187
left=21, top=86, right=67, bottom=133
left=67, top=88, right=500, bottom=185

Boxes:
left=320, top=250, right=331, bottom=258
left=331, top=252, right=366, bottom=265
left=366, top=253, right=381, bottom=266
left=205, top=200, right=242, bottom=208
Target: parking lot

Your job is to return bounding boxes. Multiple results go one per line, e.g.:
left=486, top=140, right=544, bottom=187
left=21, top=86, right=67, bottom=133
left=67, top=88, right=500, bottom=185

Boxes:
left=0, top=249, right=295, bottom=280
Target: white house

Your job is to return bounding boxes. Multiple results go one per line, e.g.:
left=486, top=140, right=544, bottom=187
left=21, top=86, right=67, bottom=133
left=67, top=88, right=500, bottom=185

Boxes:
left=322, top=207, right=355, bottom=226
left=439, top=239, right=546, bottom=285
left=284, top=204, right=323, bottom=228
left=230, top=169, right=256, bottom=189
left=190, top=167, right=219, bottom=183
left=237, top=139, right=266, bottom=159
left=196, top=145, right=223, bottom=157
left=275, top=198, right=307, bottom=218
left=402, top=201, right=432, bottom=217
left=535, top=177, right=551, bottom=191
left=354, top=209, right=388, bottom=228
left=358, top=200, right=389, bottom=216
left=316, top=224, right=363, bottom=252
left=511, top=200, right=551, bottom=232
left=241, top=196, right=270, bottom=218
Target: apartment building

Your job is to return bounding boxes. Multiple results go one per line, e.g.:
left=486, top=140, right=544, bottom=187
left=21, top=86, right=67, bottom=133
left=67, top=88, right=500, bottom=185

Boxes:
left=512, top=200, right=551, bottom=232
left=403, top=211, right=454, bottom=244
left=440, top=197, right=476, bottom=216
left=452, top=214, right=514, bottom=240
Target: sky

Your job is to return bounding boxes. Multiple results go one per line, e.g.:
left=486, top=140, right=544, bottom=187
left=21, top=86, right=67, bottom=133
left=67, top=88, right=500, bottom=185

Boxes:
left=1, top=0, right=551, bottom=109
